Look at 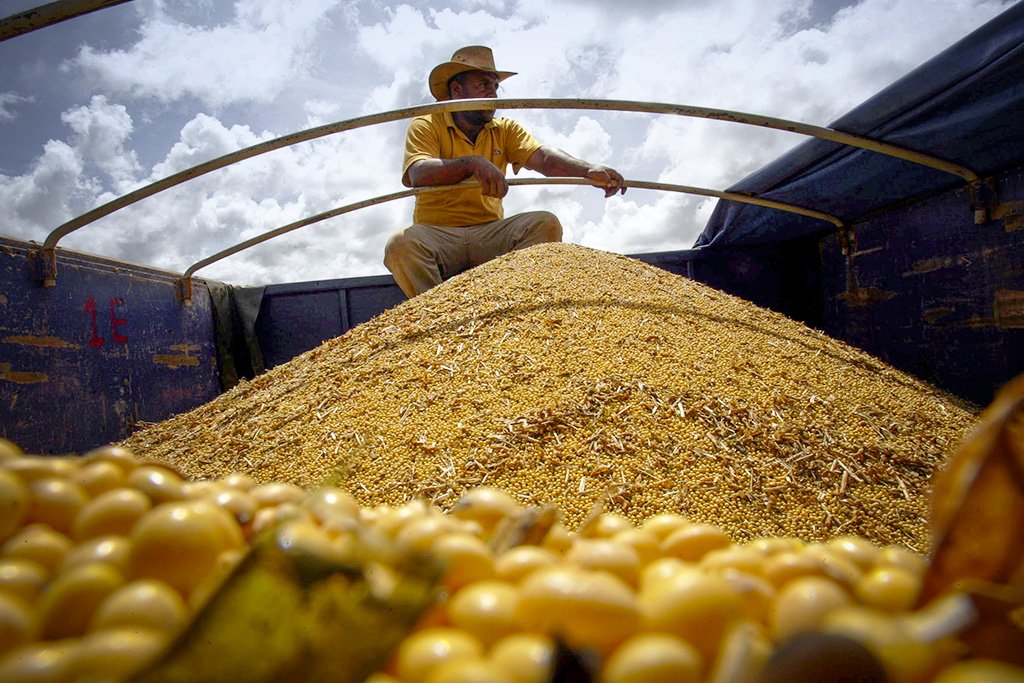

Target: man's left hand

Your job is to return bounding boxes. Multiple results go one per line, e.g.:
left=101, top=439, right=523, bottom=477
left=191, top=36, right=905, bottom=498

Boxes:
left=586, top=166, right=627, bottom=197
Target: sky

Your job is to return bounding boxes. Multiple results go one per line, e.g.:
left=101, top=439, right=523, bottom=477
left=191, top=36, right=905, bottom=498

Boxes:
left=0, top=0, right=1017, bottom=286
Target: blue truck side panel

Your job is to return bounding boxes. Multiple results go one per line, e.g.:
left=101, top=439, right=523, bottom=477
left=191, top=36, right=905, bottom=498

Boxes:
left=816, top=167, right=1024, bottom=405
left=255, top=276, right=406, bottom=369
left=0, top=237, right=221, bottom=454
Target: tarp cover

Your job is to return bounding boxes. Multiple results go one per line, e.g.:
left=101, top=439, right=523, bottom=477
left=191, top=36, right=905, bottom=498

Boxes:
left=697, top=2, right=1024, bottom=247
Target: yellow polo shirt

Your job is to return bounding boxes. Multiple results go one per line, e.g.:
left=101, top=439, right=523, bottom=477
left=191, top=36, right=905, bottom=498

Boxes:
left=402, top=111, right=543, bottom=227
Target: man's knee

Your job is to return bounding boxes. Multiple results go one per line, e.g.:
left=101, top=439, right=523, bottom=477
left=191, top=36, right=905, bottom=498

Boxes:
left=520, top=210, right=562, bottom=244
left=536, top=211, right=562, bottom=242
left=384, top=227, right=428, bottom=268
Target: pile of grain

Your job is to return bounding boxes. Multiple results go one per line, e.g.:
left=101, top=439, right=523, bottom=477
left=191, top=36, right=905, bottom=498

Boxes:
left=125, top=243, right=977, bottom=550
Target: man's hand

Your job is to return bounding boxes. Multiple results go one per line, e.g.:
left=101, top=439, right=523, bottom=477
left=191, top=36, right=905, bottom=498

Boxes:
left=586, top=165, right=627, bottom=198
left=467, top=156, right=509, bottom=198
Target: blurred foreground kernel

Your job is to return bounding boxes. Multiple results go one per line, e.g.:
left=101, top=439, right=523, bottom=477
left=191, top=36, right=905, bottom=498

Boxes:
left=488, top=633, right=554, bottom=683
left=516, top=566, right=640, bottom=653
left=602, top=633, right=702, bottom=683
left=395, top=627, right=485, bottom=683
left=933, top=659, right=1024, bottom=683
left=0, top=443, right=1022, bottom=681
left=639, top=568, right=744, bottom=660
left=0, top=469, right=29, bottom=541
left=771, top=576, right=851, bottom=640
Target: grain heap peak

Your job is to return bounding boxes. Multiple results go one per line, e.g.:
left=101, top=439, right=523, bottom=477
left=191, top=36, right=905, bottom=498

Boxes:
left=124, top=242, right=976, bottom=550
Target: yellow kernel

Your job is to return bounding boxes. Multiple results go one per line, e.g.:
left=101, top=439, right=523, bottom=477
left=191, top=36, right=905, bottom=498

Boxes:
left=60, top=536, right=133, bottom=576
left=700, top=546, right=766, bottom=576
left=827, top=536, right=879, bottom=571
left=540, top=522, right=572, bottom=555
left=4, top=456, right=77, bottom=483
left=581, top=512, right=634, bottom=539
left=639, top=569, right=743, bottom=661
left=130, top=500, right=242, bottom=596
left=640, top=513, right=690, bottom=540
left=218, top=472, right=257, bottom=491
left=874, top=546, right=927, bottom=577
left=0, top=558, right=47, bottom=603
left=610, top=528, right=661, bottom=565
left=0, top=439, right=23, bottom=462
left=0, top=641, right=78, bottom=682
left=67, top=627, right=167, bottom=681
left=771, top=575, right=851, bottom=641
left=718, top=568, right=776, bottom=624
left=450, top=488, right=519, bottom=532
left=494, top=546, right=558, bottom=583
left=517, top=566, right=640, bottom=653
left=447, top=580, right=520, bottom=646
left=489, top=633, right=554, bottom=683
left=933, top=660, right=1024, bottom=683
left=565, top=538, right=641, bottom=586
left=395, top=627, right=485, bottom=683
left=638, top=557, right=697, bottom=592
left=432, top=533, right=495, bottom=591
left=424, top=658, right=510, bottom=683
left=70, top=460, right=126, bottom=497
left=25, top=478, right=88, bottom=536
left=661, top=524, right=731, bottom=562
left=83, top=445, right=139, bottom=472
left=855, top=566, right=921, bottom=612
left=304, top=487, right=359, bottom=524
left=2, top=524, right=73, bottom=577
left=37, top=562, right=124, bottom=639
left=0, top=591, right=36, bottom=656
left=90, top=579, right=189, bottom=635
left=0, top=469, right=29, bottom=542
left=396, top=516, right=460, bottom=555
left=603, top=633, right=702, bottom=683
left=127, top=465, right=185, bottom=505
left=249, top=481, right=307, bottom=508
left=72, top=488, right=152, bottom=541
left=763, top=551, right=824, bottom=588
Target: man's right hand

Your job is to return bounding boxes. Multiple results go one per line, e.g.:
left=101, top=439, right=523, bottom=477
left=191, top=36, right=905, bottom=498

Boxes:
left=406, top=157, right=508, bottom=198
left=466, top=156, right=509, bottom=198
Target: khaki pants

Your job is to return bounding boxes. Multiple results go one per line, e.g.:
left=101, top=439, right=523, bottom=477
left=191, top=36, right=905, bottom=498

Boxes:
left=383, top=211, right=562, bottom=297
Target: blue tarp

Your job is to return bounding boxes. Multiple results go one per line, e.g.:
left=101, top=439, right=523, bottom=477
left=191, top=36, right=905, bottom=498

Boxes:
left=697, top=2, right=1024, bottom=247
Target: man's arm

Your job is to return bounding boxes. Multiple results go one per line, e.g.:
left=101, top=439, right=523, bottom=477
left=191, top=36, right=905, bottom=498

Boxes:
left=405, top=157, right=509, bottom=198
left=524, top=146, right=627, bottom=198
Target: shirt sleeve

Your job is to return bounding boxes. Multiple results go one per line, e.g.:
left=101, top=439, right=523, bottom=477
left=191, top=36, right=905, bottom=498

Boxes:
left=500, top=118, right=544, bottom=172
left=402, top=116, right=441, bottom=185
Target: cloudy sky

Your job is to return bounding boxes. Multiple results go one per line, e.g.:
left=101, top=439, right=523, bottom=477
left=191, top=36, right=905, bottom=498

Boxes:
left=0, top=0, right=1016, bottom=286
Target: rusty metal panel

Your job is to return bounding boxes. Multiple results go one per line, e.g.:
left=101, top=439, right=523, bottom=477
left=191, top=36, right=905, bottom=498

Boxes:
left=817, top=166, right=1024, bottom=406
left=0, top=237, right=220, bottom=454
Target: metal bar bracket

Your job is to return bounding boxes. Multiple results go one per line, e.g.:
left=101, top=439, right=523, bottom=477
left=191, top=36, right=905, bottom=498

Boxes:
left=175, top=277, right=193, bottom=305
left=30, top=247, right=58, bottom=287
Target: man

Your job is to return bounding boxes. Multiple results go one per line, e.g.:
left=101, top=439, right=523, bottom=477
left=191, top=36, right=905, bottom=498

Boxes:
left=384, top=45, right=627, bottom=297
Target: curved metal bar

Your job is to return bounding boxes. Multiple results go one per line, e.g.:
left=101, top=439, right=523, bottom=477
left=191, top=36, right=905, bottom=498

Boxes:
left=42, top=98, right=977, bottom=252
left=0, top=0, right=133, bottom=42
left=179, top=177, right=843, bottom=282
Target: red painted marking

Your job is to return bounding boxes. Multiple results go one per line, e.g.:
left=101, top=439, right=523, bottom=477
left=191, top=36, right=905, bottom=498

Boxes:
left=110, top=297, right=128, bottom=343
left=84, top=297, right=104, bottom=347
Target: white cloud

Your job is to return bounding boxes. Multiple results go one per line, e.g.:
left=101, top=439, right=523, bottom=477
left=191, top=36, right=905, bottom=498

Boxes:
left=70, top=0, right=349, bottom=108
left=61, top=96, right=142, bottom=190
left=0, top=93, right=33, bottom=122
left=1, top=0, right=1015, bottom=287
left=0, top=141, right=85, bottom=240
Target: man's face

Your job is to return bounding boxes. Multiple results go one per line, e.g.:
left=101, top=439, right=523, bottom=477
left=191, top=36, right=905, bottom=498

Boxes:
left=450, top=71, right=500, bottom=124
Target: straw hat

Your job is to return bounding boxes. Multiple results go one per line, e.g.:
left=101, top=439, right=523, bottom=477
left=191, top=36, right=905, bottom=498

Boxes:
left=428, top=46, right=516, bottom=101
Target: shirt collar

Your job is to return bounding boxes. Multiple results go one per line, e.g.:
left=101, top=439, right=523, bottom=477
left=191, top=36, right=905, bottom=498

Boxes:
left=442, top=109, right=497, bottom=134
